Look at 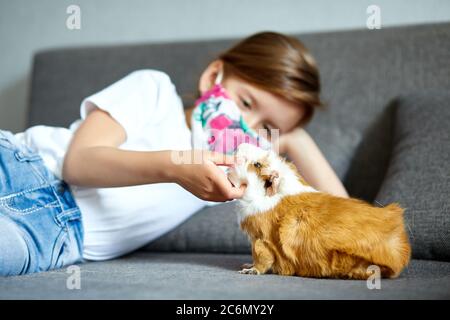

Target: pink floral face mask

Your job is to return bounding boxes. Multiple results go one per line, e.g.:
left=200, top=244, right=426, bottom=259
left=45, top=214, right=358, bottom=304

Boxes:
left=190, top=71, right=272, bottom=154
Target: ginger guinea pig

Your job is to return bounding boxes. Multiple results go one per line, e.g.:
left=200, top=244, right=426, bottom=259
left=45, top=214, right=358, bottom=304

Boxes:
left=227, top=143, right=411, bottom=279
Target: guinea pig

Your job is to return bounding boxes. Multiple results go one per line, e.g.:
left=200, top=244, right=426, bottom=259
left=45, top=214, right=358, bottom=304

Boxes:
left=227, top=143, right=411, bottom=279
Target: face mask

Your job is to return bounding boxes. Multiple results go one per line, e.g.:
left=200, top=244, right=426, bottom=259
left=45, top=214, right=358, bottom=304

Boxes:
left=190, top=70, right=272, bottom=155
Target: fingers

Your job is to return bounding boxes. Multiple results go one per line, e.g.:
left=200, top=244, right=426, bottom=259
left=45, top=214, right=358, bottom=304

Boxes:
left=213, top=168, right=235, bottom=197
left=208, top=152, right=238, bottom=167
left=213, top=168, right=247, bottom=200
left=200, top=151, right=247, bottom=201
left=228, top=183, right=247, bottom=199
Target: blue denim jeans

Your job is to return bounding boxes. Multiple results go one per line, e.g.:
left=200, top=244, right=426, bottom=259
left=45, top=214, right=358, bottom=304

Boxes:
left=0, top=129, right=84, bottom=276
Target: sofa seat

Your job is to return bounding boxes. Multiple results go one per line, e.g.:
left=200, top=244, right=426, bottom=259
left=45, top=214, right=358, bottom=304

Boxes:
left=1, top=252, right=449, bottom=299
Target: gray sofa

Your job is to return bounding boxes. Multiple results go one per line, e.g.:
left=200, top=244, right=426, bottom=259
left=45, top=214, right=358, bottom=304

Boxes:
left=1, top=22, right=449, bottom=299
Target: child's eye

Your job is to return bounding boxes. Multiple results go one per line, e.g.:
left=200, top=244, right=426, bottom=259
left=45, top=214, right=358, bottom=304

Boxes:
left=242, top=99, right=251, bottom=109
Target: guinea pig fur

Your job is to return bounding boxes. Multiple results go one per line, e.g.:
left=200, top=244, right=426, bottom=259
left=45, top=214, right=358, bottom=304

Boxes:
left=227, top=143, right=411, bottom=279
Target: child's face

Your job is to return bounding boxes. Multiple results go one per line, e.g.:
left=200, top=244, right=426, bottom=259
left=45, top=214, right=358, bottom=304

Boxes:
left=219, top=74, right=306, bottom=136
left=223, top=77, right=305, bottom=135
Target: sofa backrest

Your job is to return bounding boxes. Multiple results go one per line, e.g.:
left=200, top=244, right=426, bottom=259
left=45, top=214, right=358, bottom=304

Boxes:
left=28, top=22, right=450, bottom=201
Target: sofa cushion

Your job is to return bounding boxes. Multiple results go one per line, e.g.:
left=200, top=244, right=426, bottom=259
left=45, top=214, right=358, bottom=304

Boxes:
left=375, top=92, right=450, bottom=261
left=145, top=202, right=250, bottom=253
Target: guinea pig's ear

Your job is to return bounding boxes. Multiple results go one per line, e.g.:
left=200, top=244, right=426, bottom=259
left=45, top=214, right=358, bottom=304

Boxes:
left=265, top=170, right=280, bottom=197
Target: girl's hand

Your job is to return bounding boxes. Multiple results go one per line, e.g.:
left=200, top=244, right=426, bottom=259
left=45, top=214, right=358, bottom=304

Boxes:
left=170, top=150, right=247, bottom=202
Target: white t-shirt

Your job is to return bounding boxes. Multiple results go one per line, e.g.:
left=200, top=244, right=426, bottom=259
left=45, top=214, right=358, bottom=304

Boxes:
left=14, top=70, right=209, bottom=261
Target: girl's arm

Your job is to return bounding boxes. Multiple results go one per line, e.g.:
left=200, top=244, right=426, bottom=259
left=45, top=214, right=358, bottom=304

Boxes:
left=279, top=128, right=349, bottom=198
left=62, top=107, right=245, bottom=201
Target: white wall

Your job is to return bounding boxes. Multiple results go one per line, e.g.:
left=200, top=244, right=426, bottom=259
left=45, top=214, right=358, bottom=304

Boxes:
left=0, top=0, right=449, bottom=132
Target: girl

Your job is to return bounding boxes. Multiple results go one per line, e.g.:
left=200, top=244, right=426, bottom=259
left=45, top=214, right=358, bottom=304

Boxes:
left=0, top=32, right=348, bottom=276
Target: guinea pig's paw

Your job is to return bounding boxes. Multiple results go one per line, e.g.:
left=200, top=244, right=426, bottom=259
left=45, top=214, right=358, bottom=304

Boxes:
left=240, top=262, right=254, bottom=269
left=238, top=266, right=260, bottom=275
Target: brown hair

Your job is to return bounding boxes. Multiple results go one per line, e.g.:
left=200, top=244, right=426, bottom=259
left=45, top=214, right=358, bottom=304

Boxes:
left=217, top=31, right=322, bottom=126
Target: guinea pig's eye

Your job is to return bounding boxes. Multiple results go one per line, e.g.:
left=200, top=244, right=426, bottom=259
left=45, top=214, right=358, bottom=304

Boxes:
left=253, top=162, right=262, bottom=169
